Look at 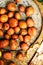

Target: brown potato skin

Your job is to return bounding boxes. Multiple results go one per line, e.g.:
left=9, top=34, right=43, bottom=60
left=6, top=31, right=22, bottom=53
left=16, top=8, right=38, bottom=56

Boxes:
left=26, top=18, right=34, bottom=27
left=0, top=30, right=3, bottom=37
left=12, top=34, right=18, bottom=39
left=14, top=27, right=20, bottom=33
left=28, top=27, right=37, bottom=37
left=10, top=39, right=18, bottom=50
left=14, top=0, right=21, bottom=3
left=19, top=5, right=25, bottom=12
left=0, top=60, right=4, bottom=65
left=15, top=12, right=21, bottom=20
left=7, top=2, right=16, bottom=11
left=1, top=15, right=8, bottom=23
left=20, top=43, right=28, bottom=51
left=19, top=20, right=27, bottom=29
left=7, top=28, right=14, bottom=35
left=3, top=23, right=9, bottom=30
left=9, top=62, right=16, bottom=65
left=3, top=52, right=12, bottom=60
left=23, top=35, right=31, bottom=43
left=16, top=53, right=24, bottom=61
left=0, top=40, right=9, bottom=48
left=19, top=35, right=23, bottom=42
left=0, top=8, right=6, bottom=15
left=0, top=23, right=3, bottom=29
left=26, top=6, right=34, bottom=16
left=29, top=61, right=34, bottom=65
left=9, top=18, right=18, bottom=28
left=5, top=34, right=10, bottom=40
left=20, top=29, right=27, bottom=36
left=8, top=12, right=14, bottom=18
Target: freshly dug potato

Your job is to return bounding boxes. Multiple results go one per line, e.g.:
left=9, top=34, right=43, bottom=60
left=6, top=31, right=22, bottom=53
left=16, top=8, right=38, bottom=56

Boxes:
left=0, top=30, right=3, bottom=37
left=26, top=18, right=34, bottom=27
left=28, top=27, right=37, bottom=37
left=19, top=35, right=23, bottom=42
left=19, top=20, right=27, bottom=29
left=3, top=52, right=12, bottom=60
left=0, top=60, right=5, bottom=65
left=14, top=27, right=20, bottom=34
left=7, top=28, right=14, bottom=35
left=23, top=35, right=31, bottom=43
left=8, top=12, right=14, bottom=18
left=0, top=8, right=6, bottom=14
left=5, top=34, right=10, bottom=40
left=20, top=43, right=28, bottom=51
left=9, top=18, right=18, bottom=28
left=19, top=5, right=25, bottom=12
left=15, top=12, right=21, bottom=20
left=14, top=0, right=21, bottom=3
left=9, top=62, right=16, bottom=65
left=10, top=39, right=18, bottom=50
left=0, top=40, right=9, bottom=48
left=26, top=6, right=34, bottom=16
left=16, top=53, right=24, bottom=61
left=0, top=23, right=3, bottom=29
left=3, top=23, right=9, bottom=30
left=1, top=15, right=8, bottom=23
left=12, top=34, right=18, bottom=39
left=20, top=29, right=27, bottom=36
left=7, top=2, right=16, bottom=11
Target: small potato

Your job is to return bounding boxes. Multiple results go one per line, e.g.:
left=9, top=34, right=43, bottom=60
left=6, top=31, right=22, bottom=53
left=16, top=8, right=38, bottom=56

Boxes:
left=0, top=15, right=1, bottom=21
left=8, top=12, right=14, bottom=18
left=0, top=30, right=3, bottom=37
left=15, top=12, right=21, bottom=20
left=0, top=8, right=1, bottom=14
left=20, top=29, right=27, bottom=35
left=0, top=40, right=9, bottom=48
left=20, top=43, right=28, bottom=51
left=19, top=5, right=25, bottom=12
left=0, top=8, right=6, bottom=14
left=12, top=34, right=18, bottom=39
left=0, top=23, right=3, bottom=29
left=3, top=52, right=12, bottom=60
left=0, top=60, right=4, bottom=65
left=5, top=34, right=10, bottom=40
left=10, top=39, right=18, bottom=50
left=7, top=2, right=16, bottom=11
left=14, top=0, right=21, bottom=3
left=19, top=35, right=23, bottom=42
left=29, top=62, right=34, bottom=65
left=9, top=18, right=18, bottom=28
left=26, top=6, right=34, bottom=16
left=1, top=15, right=8, bottom=23
left=0, top=51, right=2, bottom=57
left=14, top=27, right=20, bottom=33
left=28, top=27, right=37, bottom=36
left=16, top=53, right=24, bottom=61
left=19, top=20, right=27, bottom=29
left=7, top=28, right=14, bottom=35
left=26, top=18, right=34, bottom=27
left=9, top=62, right=16, bottom=65
left=3, top=23, right=9, bottom=30
left=23, top=35, right=31, bottom=43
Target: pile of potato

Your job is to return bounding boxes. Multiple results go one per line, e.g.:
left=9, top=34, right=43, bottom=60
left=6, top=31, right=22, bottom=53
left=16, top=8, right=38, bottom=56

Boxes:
left=0, top=0, right=38, bottom=65
left=0, top=0, right=37, bottom=51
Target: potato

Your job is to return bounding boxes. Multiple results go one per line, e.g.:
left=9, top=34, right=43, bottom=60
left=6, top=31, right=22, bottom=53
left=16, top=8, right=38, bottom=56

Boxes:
left=3, top=52, right=12, bottom=60
left=7, top=2, right=16, bottom=11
